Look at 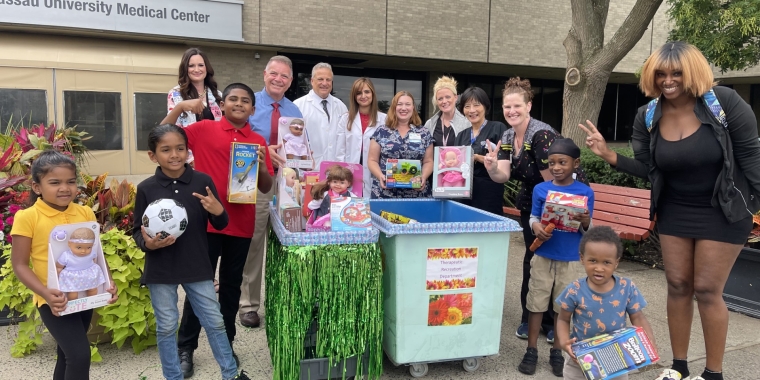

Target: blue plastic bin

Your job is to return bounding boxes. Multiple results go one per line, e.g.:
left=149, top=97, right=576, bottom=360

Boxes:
left=370, top=199, right=521, bottom=377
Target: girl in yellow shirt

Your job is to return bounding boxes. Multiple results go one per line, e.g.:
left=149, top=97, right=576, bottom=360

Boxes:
left=10, top=150, right=117, bottom=380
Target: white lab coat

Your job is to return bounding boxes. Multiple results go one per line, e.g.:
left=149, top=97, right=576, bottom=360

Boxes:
left=336, top=111, right=387, bottom=197
left=293, top=90, right=348, bottom=169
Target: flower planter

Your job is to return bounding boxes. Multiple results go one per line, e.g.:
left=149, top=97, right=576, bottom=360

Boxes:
left=723, top=247, right=760, bottom=319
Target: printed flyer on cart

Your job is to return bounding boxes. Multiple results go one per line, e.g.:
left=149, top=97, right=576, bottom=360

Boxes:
left=426, top=247, right=478, bottom=290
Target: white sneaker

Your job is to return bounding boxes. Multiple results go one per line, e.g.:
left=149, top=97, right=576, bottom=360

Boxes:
left=654, top=369, right=685, bottom=380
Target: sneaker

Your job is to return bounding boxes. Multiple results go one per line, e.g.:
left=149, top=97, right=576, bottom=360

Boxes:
left=549, top=348, right=564, bottom=377
left=233, top=371, right=251, bottom=380
left=515, top=322, right=529, bottom=339
left=546, top=329, right=555, bottom=344
left=654, top=369, right=685, bottom=380
left=518, top=347, right=538, bottom=375
left=179, top=349, right=194, bottom=378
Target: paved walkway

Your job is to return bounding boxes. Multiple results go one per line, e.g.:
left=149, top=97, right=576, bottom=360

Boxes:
left=2, top=232, right=759, bottom=379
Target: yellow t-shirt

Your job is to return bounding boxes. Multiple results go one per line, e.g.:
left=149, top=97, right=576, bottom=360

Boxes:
left=10, top=199, right=97, bottom=306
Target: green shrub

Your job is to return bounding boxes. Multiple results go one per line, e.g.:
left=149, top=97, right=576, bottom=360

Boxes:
left=580, top=147, right=650, bottom=190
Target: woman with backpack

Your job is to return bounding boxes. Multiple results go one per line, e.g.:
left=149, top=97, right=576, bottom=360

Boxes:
left=581, top=41, right=760, bottom=380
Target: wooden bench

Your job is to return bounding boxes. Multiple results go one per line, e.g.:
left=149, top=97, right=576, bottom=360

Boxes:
left=502, top=183, right=654, bottom=241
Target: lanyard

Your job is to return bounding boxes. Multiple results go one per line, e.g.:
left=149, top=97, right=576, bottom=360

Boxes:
left=440, top=121, right=451, bottom=146
left=470, top=120, right=487, bottom=145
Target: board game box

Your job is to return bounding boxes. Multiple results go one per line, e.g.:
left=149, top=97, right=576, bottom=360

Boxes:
left=541, top=190, right=588, bottom=232
left=571, top=326, right=659, bottom=380
left=228, top=142, right=260, bottom=204
left=385, top=159, right=422, bottom=189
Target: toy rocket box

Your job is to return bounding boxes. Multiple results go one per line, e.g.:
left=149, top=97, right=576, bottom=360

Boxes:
left=385, top=159, right=422, bottom=189
left=572, top=326, right=659, bottom=380
left=47, top=222, right=112, bottom=316
left=228, top=142, right=260, bottom=204
left=541, top=190, right=588, bottom=232
left=330, top=197, right=372, bottom=231
left=318, top=161, right=364, bottom=197
left=277, top=116, right=314, bottom=170
left=432, top=146, right=473, bottom=199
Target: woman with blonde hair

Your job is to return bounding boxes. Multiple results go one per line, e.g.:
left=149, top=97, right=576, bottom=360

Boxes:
left=423, top=76, right=469, bottom=146
left=581, top=41, right=760, bottom=380
left=368, top=91, right=434, bottom=199
left=336, top=77, right=387, bottom=196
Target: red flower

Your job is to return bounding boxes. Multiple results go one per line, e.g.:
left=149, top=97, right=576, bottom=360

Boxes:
left=428, top=299, right=449, bottom=326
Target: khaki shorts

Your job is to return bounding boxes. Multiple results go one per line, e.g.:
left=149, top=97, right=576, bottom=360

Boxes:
left=526, top=255, right=581, bottom=314
left=563, top=352, right=628, bottom=380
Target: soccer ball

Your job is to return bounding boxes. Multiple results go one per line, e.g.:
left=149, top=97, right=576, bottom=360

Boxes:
left=142, top=198, right=188, bottom=240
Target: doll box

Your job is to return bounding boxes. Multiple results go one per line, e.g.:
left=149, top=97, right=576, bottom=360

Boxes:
left=541, top=190, right=588, bottom=232
left=281, top=207, right=303, bottom=233
left=385, top=159, right=422, bottom=189
left=278, top=116, right=314, bottom=170
left=46, top=222, right=111, bottom=316
left=432, top=146, right=473, bottom=199
left=301, top=171, right=320, bottom=218
left=318, top=161, right=364, bottom=197
left=571, top=326, right=659, bottom=380
left=228, top=142, right=260, bottom=204
left=276, top=168, right=302, bottom=215
left=329, top=197, right=372, bottom=231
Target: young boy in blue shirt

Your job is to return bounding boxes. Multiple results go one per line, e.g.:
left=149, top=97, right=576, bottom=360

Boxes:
left=555, top=226, right=657, bottom=380
left=518, top=138, right=594, bottom=377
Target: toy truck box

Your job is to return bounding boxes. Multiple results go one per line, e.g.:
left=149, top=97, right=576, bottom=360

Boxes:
left=385, top=159, right=421, bottom=189
left=541, top=190, right=588, bottom=232
left=571, top=326, right=659, bottom=380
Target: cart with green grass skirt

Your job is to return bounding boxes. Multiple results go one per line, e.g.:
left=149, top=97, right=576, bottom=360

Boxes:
left=265, top=204, right=383, bottom=380
left=370, top=199, right=521, bottom=378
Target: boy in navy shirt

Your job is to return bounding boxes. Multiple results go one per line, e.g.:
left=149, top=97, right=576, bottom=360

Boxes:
left=518, top=138, right=594, bottom=377
left=555, top=226, right=657, bottom=380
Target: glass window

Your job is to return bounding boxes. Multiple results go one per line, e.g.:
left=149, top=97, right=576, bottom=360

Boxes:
left=396, top=79, right=423, bottom=116
left=332, top=75, right=359, bottom=107
left=597, top=84, right=618, bottom=141
left=540, top=86, right=563, bottom=132
left=135, top=93, right=168, bottom=151
left=373, top=78, right=394, bottom=113
left=64, top=91, right=122, bottom=150
left=0, top=89, right=47, bottom=128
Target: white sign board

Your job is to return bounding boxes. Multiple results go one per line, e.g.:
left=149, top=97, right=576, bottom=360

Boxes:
left=0, top=0, right=243, bottom=41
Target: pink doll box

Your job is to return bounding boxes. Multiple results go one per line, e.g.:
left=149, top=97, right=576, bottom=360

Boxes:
left=47, top=222, right=111, bottom=316
left=318, top=161, right=364, bottom=197
left=541, top=190, right=589, bottom=233
left=277, top=116, right=314, bottom=170
left=329, top=197, right=372, bottom=232
left=432, top=146, right=473, bottom=199
left=276, top=168, right=306, bottom=232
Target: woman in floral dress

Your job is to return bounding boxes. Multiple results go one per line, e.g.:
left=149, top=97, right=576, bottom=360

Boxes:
left=367, top=91, right=434, bottom=199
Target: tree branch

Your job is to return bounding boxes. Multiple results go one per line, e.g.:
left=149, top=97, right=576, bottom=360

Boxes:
left=594, top=0, right=663, bottom=69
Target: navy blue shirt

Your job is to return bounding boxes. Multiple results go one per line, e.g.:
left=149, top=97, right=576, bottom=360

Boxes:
left=133, top=164, right=228, bottom=284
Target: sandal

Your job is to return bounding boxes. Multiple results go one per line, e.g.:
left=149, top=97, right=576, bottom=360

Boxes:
left=213, top=279, right=219, bottom=293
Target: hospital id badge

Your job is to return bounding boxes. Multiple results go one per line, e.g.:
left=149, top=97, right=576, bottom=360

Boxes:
left=408, top=132, right=422, bottom=143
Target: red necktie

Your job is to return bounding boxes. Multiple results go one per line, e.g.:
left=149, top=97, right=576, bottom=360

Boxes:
left=270, top=102, right=280, bottom=145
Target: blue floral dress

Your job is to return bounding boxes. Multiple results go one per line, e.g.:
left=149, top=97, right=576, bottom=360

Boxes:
left=370, top=124, right=433, bottom=199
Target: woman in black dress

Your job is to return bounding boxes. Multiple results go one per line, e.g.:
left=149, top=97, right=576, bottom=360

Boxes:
left=452, top=87, right=508, bottom=216
left=581, top=42, right=760, bottom=380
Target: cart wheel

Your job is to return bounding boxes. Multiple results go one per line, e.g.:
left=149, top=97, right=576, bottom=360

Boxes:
left=462, top=358, right=480, bottom=372
left=409, top=363, right=428, bottom=378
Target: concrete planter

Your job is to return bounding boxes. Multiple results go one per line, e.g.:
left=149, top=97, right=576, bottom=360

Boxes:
left=723, top=247, right=760, bottom=319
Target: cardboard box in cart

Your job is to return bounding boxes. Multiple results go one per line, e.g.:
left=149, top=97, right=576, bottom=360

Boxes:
left=370, top=199, right=521, bottom=376
left=47, top=222, right=111, bottom=315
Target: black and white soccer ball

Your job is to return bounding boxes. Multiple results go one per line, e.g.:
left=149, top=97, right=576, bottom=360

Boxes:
left=142, top=198, right=188, bottom=240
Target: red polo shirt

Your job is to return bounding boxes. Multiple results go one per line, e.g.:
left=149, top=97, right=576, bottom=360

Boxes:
left=185, top=117, right=274, bottom=238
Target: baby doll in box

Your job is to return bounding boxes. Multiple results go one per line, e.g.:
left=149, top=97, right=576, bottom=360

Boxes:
left=307, top=164, right=357, bottom=228
left=55, top=227, right=106, bottom=300
left=283, top=118, right=308, bottom=160
left=437, top=147, right=465, bottom=187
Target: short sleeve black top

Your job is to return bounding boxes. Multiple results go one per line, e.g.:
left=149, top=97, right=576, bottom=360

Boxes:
left=133, top=164, right=229, bottom=284
left=433, top=118, right=457, bottom=147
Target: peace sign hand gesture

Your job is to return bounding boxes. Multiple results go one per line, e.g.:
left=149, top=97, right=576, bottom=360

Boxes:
left=193, top=186, right=225, bottom=216
left=484, top=141, right=499, bottom=173
left=577, top=120, right=616, bottom=164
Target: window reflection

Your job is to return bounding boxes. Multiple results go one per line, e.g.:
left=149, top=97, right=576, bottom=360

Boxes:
left=0, top=89, right=47, bottom=128
left=135, top=93, right=167, bottom=151
left=64, top=91, right=122, bottom=150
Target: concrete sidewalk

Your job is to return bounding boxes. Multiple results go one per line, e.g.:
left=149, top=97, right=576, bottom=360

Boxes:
left=2, top=232, right=759, bottom=379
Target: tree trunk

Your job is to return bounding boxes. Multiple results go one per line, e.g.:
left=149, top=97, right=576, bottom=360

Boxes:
left=561, top=0, right=663, bottom=147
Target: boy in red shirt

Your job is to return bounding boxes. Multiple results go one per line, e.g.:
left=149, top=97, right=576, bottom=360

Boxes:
left=161, top=83, right=273, bottom=377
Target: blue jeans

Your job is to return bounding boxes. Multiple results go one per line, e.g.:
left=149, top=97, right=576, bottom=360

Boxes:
left=148, top=281, right=238, bottom=380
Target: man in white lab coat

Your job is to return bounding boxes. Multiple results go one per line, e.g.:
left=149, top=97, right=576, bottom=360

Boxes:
left=293, top=63, right=348, bottom=168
